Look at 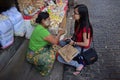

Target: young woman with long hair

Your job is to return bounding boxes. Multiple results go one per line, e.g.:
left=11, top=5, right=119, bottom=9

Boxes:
left=57, top=4, right=93, bottom=75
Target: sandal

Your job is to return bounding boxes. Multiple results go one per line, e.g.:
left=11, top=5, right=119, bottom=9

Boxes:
left=73, top=65, right=84, bottom=76
left=73, top=70, right=81, bottom=75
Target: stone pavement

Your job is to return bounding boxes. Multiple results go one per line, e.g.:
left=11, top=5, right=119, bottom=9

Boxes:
left=63, top=0, right=120, bottom=80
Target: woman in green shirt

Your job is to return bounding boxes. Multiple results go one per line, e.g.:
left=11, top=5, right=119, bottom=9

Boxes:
left=26, top=12, right=65, bottom=76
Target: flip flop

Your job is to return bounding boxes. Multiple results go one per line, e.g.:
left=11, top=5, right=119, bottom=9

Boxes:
left=73, top=70, right=82, bottom=76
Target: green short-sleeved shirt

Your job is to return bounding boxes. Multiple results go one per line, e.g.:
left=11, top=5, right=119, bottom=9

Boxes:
left=29, top=24, right=50, bottom=51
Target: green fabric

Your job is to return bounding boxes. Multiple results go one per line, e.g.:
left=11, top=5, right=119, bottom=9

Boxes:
left=29, top=24, right=50, bottom=51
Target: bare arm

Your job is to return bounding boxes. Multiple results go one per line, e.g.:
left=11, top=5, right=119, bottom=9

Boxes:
left=70, top=32, right=90, bottom=47
left=77, top=32, right=90, bottom=46
left=44, top=29, right=65, bottom=45
left=44, top=34, right=61, bottom=45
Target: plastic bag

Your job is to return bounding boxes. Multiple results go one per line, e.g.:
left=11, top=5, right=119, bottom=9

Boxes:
left=24, top=20, right=34, bottom=39
left=14, top=20, right=25, bottom=37
left=2, top=7, right=23, bottom=25
left=0, top=15, right=14, bottom=49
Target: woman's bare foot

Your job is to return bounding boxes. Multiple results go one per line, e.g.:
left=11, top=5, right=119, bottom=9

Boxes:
left=73, top=65, right=84, bottom=76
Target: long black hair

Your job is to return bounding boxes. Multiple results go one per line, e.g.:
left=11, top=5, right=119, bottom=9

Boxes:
left=36, top=12, right=49, bottom=24
left=74, top=4, right=93, bottom=38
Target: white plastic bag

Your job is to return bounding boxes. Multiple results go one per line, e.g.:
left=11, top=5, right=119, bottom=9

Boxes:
left=2, top=7, right=23, bottom=25
left=14, top=20, right=25, bottom=37
left=2, top=7, right=26, bottom=37
left=0, top=15, right=14, bottom=49
left=24, top=20, right=34, bottom=39
left=0, top=30, right=14, bottom=49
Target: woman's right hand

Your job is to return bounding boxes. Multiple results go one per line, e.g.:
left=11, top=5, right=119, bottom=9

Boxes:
left=58, top=28, right=65, bottom=35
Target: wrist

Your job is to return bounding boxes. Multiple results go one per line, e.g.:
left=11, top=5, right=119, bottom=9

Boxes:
left=73, top=42, right=77, bottom=46
left=57, top=33, right=60, bottom=36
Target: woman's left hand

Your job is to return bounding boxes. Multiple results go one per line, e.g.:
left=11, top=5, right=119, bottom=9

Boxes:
left=69, top=40, right=74, bottom=45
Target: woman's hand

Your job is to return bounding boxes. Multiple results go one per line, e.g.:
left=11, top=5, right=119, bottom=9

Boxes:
left=58, top=28, right=65, bottom=35
left=69, top=40, right=74, bottom=45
